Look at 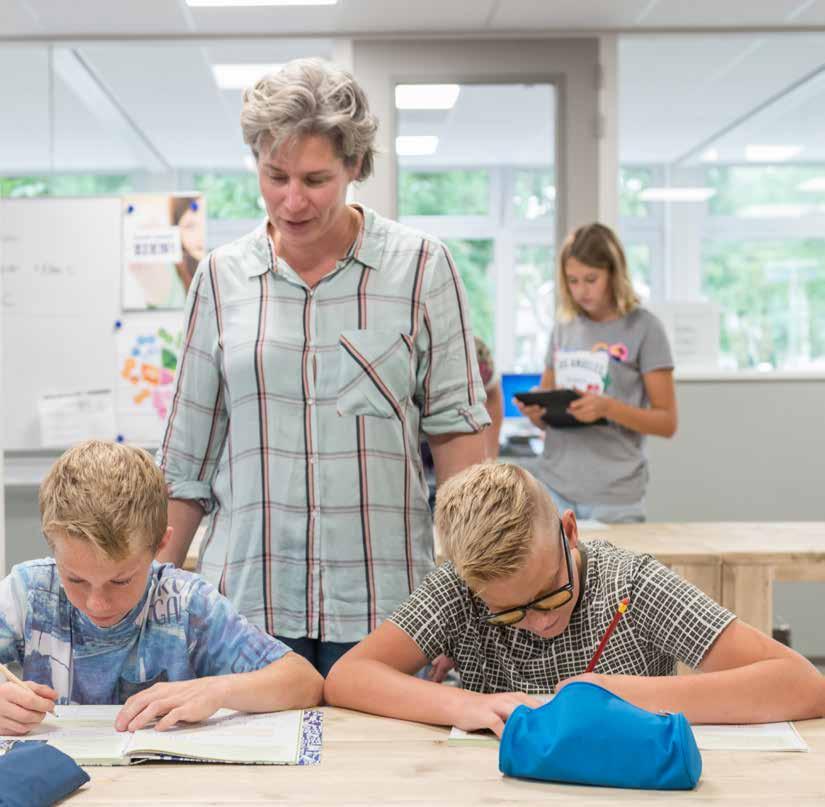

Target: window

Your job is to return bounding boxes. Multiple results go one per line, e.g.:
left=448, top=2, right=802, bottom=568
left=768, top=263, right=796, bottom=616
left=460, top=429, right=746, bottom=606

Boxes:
left=619, top=34, right=825, bottom=371
left=397, top=82, right=556, bottom=372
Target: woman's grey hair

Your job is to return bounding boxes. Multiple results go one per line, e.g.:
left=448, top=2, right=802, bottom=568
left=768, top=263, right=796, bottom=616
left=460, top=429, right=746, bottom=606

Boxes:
left=241, top=58, right=378, bottom=181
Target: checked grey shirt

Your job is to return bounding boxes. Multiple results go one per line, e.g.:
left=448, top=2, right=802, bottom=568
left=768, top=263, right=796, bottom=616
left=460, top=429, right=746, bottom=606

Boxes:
left=389, top=540, right=735, bottom=693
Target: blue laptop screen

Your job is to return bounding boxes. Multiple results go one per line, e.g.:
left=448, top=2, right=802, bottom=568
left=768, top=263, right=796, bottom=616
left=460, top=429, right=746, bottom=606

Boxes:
left=501, top=372, right=543, bottom=418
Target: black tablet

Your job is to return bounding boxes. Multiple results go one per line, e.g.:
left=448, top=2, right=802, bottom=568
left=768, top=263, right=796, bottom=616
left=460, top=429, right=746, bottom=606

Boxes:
left=513, top=389, right=608, bottom=428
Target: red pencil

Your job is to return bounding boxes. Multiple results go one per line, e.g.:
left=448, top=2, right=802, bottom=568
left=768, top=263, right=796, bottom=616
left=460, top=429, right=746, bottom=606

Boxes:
left=585, top=597, right=630, bottom=673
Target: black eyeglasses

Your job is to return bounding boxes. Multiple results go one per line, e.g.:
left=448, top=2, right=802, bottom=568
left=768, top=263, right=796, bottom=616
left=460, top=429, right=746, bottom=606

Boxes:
left=482, top=523, right=574, bottom=627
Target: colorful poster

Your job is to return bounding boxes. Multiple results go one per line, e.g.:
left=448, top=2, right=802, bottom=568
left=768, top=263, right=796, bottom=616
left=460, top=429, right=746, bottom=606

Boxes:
left=116, top=315, right=184, bottom=446
left=122, top=193, right=206, bottom=310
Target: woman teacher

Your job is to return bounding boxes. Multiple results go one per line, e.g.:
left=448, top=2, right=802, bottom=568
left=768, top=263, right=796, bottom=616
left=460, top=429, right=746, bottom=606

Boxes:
left=157, top=59, right=489, bottom=674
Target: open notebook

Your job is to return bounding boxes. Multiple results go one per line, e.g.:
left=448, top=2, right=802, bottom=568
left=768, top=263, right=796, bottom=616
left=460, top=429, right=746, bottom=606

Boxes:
left=0, top=705, right=323, bottom=766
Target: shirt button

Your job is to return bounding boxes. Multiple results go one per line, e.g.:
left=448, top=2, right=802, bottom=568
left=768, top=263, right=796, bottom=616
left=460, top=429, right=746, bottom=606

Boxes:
left=309, top=456, right=316, bottom=465
left=307, top=398, right=314, bottom=406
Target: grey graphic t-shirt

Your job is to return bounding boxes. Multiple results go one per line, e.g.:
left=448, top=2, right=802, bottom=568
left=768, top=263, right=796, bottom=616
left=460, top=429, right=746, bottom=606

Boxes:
left=539, top=307, right=673, bottom=504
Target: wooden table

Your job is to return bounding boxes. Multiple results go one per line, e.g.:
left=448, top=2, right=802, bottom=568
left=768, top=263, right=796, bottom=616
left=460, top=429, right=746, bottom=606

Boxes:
left=65, top=709, right=825, bottom=805
left=186, top=523, right=825, bottom=637
left=580, top=522, right=825, bottom=636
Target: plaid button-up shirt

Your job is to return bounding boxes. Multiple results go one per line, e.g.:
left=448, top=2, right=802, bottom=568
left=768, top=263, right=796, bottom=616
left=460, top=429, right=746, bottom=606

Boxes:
left=159, top=206, right=489, bottom=642
left=390, top=540, right=735, bottom=692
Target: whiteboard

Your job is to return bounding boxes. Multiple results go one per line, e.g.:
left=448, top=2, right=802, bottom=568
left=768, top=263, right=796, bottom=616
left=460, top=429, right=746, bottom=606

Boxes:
left=1, top=197, right=184, bottom=451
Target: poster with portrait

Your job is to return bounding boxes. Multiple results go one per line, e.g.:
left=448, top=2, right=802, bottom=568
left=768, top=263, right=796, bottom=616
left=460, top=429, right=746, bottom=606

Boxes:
left=121, top=193, right=206, bottom=310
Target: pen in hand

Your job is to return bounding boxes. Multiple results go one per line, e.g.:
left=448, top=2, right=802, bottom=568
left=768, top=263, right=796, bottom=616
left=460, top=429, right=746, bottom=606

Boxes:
left=0, top=661, right=60, bottom=724
left=585, top=597, right=630, bottom=674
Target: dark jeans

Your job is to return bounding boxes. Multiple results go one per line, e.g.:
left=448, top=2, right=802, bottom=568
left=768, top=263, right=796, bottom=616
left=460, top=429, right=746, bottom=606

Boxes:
left=275, top=636, right=357, bottom=677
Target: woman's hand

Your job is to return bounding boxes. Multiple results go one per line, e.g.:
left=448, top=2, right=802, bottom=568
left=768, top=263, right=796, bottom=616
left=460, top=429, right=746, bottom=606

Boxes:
left=514, top=399, right=547, bottom=430
left=115, top=678, right=228, bottom=733
left=567, top=392, right=611, bottom=423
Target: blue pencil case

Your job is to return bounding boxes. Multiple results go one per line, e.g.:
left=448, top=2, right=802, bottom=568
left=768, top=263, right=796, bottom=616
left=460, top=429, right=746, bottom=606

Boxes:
left=0, top=741, right=90, bottom=806
left=499, top=681, right=702, bottom=790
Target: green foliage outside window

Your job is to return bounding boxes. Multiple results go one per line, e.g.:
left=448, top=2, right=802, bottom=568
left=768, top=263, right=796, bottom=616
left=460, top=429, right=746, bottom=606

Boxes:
left=706, top=165, right=825, bottom=216
left=398, top=170, right=488, bottom=216
left=194, top=173, right=263, bottom=219
left=444, top=239, right=494, bottom=349
left=619, top=167, right=654, bottom=218
left=703, top=239, right=825, bottom=369
left=0, top=175, right=131, bottom=197
left=511, top=170, right=555, bottom=220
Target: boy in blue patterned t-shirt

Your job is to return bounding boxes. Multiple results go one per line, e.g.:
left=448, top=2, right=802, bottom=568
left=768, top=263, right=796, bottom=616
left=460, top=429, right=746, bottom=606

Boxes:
left=0, top=441, right=323, bottom=736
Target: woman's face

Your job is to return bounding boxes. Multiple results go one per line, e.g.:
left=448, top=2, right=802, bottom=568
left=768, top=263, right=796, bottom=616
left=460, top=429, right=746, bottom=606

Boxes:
left=257, top=133, right=358, bottom=252
left=564, top=257, right=614, bottom=321
left=178, top=204, right=206, bottom=260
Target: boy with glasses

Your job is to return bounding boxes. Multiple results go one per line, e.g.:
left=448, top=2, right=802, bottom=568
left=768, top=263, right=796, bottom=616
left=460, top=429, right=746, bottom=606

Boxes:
left=325, top=463, right=825, bottom=736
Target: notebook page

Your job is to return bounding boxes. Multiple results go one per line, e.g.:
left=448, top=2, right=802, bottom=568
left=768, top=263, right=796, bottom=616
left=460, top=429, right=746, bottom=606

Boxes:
left=123, top=708, right=304, bottom=763
left=691, top=722, right=808, bottom=752
left=0, top=705, right=128, bottom=765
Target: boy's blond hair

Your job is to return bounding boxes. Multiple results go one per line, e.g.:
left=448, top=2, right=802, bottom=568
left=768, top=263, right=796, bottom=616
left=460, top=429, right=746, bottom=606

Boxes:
left=435, top=462, right=555, bottom=590
left=39, top=440, right=168, bottom=560
left=556, top=222, right=640, bottom=322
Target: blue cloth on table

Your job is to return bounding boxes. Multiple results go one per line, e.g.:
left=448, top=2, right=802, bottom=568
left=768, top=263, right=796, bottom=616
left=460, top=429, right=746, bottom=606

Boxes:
left=499, top=681, right=702, bottom=790
left=0, top=741, right=90, bottom=806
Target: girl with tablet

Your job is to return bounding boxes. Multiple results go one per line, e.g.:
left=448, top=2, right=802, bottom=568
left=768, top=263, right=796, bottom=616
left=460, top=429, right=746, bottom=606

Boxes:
left=515, top=223, right=677, bottom=523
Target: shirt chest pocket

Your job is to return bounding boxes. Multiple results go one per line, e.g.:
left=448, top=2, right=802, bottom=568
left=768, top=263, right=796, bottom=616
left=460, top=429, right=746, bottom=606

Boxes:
left=337, top=329, right=415, bottom=419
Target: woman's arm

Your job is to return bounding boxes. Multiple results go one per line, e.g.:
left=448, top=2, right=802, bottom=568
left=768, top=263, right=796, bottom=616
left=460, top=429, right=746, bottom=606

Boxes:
left=558, top=619, right=825, bottom=724
left=567, top=368, right=677, bottom=437
left=483, top=383, right=504, bottom=459
left=157, top=499, right=205, bottom=567
left=429, top=432, right=487, bottom=486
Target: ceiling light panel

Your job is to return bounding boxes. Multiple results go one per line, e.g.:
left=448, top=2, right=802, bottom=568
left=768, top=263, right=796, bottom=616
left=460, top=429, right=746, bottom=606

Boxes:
left=213, top=63, right=282, bottom=89
left=188, top=1, right=337, bottom=6
left=395, top=84, right=460, bottom=110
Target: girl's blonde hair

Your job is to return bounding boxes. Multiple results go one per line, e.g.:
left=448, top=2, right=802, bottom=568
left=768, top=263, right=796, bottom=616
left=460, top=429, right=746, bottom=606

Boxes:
left=556, top=222, right=639, bottom=321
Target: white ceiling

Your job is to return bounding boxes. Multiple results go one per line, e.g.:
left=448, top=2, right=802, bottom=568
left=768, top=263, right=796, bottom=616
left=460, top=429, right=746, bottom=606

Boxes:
left=1, top=2, right=825, bottom=173
left=3, top=0, right=825, bottom=37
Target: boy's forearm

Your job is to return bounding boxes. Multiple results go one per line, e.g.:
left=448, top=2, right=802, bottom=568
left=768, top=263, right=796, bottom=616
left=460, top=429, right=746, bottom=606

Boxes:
left=597, top=658, right=825, bottom=724
left=325, top=658, right=470, bottom=727
left=219, top=655, right=324, bottom=713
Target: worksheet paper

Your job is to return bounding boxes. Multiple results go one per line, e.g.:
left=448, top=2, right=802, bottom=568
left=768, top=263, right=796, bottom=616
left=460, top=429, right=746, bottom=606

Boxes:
left=0, top=705, right=323, bottom=765
left=448, top=720, right=808, bottom=752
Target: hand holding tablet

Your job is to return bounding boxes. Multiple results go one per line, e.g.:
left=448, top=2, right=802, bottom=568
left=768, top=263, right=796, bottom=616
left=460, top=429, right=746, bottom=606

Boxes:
left=513, top=389, right=608, bottom=428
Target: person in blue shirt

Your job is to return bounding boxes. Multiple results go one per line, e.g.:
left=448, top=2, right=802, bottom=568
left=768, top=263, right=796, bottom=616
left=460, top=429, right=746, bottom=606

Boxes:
left=0, top=440, right=323, bottom=736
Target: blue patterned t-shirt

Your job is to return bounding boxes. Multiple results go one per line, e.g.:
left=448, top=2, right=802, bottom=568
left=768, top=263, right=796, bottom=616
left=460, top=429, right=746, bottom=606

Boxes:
left=0, top=559, right=289, bottom=705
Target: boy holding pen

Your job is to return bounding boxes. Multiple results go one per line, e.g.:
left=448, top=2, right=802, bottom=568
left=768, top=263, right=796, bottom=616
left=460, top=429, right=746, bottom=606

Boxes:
left=325, top=462, right=825, bottom=735
left=0, top=441, right=323, bottom=737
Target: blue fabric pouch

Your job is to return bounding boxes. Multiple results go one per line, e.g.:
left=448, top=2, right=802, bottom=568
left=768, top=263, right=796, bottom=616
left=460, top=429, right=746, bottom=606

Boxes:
left=0, top=741, right=90, bottom=807
left=499, top=682, right=702, bottom=790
